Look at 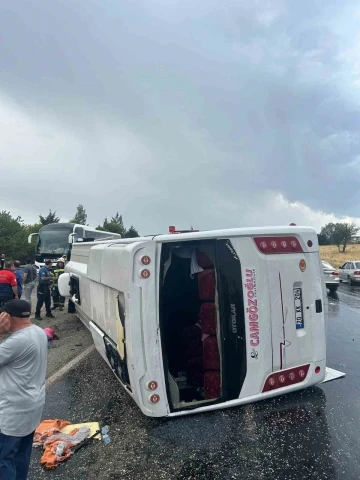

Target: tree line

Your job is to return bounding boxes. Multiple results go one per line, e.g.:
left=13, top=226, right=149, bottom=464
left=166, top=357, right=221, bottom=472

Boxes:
left=0, top=205, right=139, bottom=263
left=45, top=205, right=139, bottom=238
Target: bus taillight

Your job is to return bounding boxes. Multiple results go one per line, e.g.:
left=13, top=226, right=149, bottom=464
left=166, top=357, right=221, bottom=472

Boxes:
left=141, top=255, right=151, bottom=266
left=262, top=364, right=310, bottom=392
left=149, top=394, right=160, bottom=404
left=147, top=380, right=158, bottom=391
left=140, top=269, right=151, bottom=279
left=254, top=236, right=303, bottom=254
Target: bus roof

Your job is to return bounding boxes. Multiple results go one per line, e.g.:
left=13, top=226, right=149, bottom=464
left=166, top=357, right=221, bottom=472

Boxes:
left=72, top=225, right=317, bottom=247
left=39, top=223, right=75, bottom=230
left=38, top=223, right=117, bottom=234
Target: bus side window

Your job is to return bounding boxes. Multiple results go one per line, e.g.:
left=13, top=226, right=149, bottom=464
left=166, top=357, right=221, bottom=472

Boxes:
left=74, top=227, right=84, bottom=242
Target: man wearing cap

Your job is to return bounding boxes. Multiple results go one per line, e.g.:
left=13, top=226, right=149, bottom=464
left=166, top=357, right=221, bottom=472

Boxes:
left=35, top=260, right=55, bottom=320
left=0, top=299, right=48, bottom=480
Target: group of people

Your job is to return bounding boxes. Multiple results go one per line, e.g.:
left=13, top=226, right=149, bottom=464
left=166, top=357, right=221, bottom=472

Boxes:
left=0, top=254, right=69, bottom=478
left=0, top=254, right=66, bottom=319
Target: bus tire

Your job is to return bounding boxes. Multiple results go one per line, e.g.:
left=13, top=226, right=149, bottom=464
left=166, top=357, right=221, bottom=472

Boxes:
left=68, top=299, right=76, bottom=313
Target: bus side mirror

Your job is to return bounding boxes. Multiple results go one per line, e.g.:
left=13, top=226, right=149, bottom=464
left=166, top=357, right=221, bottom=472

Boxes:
left=28, top=233, right=38, bottom=244
left=68, top=233, right=75, bottom=244
left=58, top=273, right=71, bottom=297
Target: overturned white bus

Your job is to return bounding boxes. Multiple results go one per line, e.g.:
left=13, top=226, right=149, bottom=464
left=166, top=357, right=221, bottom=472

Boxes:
left=58, top=225, right=326, bottom=417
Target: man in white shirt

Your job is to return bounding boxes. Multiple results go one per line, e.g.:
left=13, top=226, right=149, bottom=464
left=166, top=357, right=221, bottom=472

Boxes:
left=0, top=299, right=48, bottom=480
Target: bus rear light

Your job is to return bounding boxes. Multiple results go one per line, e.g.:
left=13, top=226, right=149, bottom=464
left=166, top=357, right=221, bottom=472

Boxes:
left=140, top=255, right=151, bottom=266
left=254, top=236, right=303, bottom=254
left=315, top=366, right=321, bottom=374
left=299, top=259, right=306, bottom=272
left=262, top=364, right=310, bottom=392
left=147, top=380, right=158, bottom=391
left=140, top=269, right=151, bottom=279
left=149, top=393, right=160, bottom=404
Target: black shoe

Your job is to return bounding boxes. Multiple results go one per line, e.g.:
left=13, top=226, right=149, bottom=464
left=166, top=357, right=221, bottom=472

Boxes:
left=35, top=314, right=42, bottom=321
left=51, top=306, right=57, bottom=310
left=46, top=313, right=55, bottom=318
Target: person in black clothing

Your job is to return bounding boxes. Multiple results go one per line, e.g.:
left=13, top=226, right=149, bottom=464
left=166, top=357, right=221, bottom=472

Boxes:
left=35, top=260, right=55, bottom=320
left=0, top=254, right=5, bottom=270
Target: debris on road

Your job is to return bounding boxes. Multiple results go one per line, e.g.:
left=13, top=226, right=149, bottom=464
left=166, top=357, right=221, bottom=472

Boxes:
left=33, top=419, right=110, bottom=470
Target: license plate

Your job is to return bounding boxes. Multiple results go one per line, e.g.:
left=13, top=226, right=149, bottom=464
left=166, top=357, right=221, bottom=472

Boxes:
left=293, top=288, right=304, bottom=329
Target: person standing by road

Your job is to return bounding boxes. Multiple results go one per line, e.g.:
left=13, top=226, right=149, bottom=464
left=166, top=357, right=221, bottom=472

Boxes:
left=51, top=259, right=65, bottom=311
left=12, top=261, right=24, bottom=299
left=0, top=254, right=5, bottom=270
left=0, top=299, right=48, bottom=480
left=35, top=260, right=55, bottom=320
left=22, top=258, right=37, bottom=312
left=0, top=262, right=18, bottom=306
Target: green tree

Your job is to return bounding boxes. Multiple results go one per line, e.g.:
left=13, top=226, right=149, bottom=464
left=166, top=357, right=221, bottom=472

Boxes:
left=98, top=212, right=125, bottom=236
left=70, top=204, right=87, bottom=225
left=39, top=209, right=60, bottom=226
left=0, top=212, right=31, bottom=262
left=123, top=226, right=139, bottom=238
left=317, top=233, right=328, bottom=246
left=319, top=223, right=336, bottom=245
left=337, top=222, right=359, bottom=252
left=320, top=222, right=359, bottom=252
left=97, top=213, right=139, bottom=238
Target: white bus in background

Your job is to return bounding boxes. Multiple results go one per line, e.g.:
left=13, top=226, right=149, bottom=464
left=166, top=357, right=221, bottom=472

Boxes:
left=58, top=225, right=327, bottom=418
left=28, top=222, right=122, bottom=269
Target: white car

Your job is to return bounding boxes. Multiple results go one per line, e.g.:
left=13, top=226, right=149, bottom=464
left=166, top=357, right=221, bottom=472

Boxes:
left=322, top=261, right=340, bottom=293
left=338, top=261, right=360, bottom=286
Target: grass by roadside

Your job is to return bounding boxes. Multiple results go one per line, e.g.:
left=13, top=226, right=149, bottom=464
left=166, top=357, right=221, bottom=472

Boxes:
left=320, top=244, right=360, bottom=268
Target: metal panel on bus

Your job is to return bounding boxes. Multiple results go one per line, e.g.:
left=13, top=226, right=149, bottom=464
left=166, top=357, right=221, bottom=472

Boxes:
left=265, top=234, right=326, bottom=373
left=100, top=244, right=130, bottom=291
left=224, top=236, right=273, bottom=399
left=125, top=241, right=168, bottom=417
left=87, top=245, right=107, bottom=283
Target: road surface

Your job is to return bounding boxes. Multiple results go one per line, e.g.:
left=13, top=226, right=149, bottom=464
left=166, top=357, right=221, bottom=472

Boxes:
left=29, top=284, right=360, bottom=479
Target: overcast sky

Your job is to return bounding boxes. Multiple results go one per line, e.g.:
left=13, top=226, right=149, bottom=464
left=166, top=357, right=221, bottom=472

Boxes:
left=1, top=0, right=360, bottom=234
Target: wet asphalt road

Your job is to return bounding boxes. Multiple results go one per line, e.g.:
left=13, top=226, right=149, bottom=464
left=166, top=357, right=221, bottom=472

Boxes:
left=29, top=284, right=360, bottom=480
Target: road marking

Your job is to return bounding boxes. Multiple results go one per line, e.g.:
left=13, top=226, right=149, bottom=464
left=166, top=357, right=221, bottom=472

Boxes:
left=46, top=344, right=96, bottom=388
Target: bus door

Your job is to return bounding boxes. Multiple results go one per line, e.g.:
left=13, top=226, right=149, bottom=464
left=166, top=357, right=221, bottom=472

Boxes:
left=260, top=233, right=326, bottom=374
left=217, top=237, right=273, bottom=400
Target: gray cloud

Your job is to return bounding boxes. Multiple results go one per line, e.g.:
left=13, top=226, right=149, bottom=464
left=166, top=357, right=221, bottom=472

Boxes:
left=1, top=0, right=360, bottom=233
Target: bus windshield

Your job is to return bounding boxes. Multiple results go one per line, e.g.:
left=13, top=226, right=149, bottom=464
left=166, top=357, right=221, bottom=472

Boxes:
left=37, top=228, right=72, bottom=255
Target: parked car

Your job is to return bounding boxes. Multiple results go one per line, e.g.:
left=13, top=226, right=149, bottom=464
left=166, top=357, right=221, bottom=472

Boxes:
left=322, top=261, right=340, bottom=293
left=338, top=261, right=360, bottom=286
